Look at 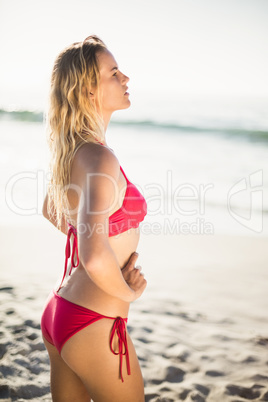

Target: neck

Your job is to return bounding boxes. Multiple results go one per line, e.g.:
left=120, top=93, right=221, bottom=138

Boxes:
left=102, top=111, right=112, bottom=133
left=101, top=111, right=113, bottom=145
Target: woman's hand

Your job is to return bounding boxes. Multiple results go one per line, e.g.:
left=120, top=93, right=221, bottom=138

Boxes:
left=42, top=193, right=68, bottom=235
left=121, top=252, right=147, bottom=300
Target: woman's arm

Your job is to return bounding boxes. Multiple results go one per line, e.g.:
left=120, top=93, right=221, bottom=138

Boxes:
left=76, top=145, right=146, bottom=303
left=42, top=193, right=68, bottom=235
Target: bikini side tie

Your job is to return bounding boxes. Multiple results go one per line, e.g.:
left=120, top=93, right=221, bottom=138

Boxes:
left=110, top=317, right=131, bottom=382
left=58, top=223, right=79, bottom=291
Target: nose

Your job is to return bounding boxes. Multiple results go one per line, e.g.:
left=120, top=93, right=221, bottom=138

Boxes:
left=122, top=73, right=129, bottom=84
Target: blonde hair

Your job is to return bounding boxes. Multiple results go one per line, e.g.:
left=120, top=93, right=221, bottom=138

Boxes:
left=46, top=35, right=107, bottom=228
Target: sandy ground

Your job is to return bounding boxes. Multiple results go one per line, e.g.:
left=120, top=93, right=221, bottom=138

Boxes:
left=0, top=222, right=268, bottom=401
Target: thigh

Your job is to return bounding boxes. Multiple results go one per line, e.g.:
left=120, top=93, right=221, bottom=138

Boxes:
left=61, top=319, right=145, bottom=402
left=43, top=337, right=91, bottom=402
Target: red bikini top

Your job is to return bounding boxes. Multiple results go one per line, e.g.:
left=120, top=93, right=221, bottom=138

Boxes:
left=96, top=140, right=147, bottom=236
left=109, top=164, right=147, bottom=236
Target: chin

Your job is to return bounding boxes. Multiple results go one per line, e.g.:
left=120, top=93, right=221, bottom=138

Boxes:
left=119, top=101, right=131, bottom=110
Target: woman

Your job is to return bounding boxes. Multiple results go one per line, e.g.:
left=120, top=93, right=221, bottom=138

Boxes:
left=41, top=35, right=147, bottom=402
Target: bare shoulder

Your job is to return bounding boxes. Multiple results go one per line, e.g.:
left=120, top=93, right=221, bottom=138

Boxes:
left=72, top=142, right=120, bottom=182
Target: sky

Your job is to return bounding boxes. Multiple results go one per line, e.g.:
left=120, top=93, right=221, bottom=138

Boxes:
left=0, top=0, right=268, bottom=110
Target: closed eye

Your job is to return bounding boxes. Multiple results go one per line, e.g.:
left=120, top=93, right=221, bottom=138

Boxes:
left=111, top=66, right=119, bottom=76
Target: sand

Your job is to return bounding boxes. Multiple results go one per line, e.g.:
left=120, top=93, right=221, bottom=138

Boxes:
left=0, top=222, right=268, bottom=401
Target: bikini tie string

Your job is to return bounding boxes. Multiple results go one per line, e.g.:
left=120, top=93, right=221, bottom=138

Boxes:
left=58, top=223, right=79, bottom=291
left=110, top=317, right=131, bottom=382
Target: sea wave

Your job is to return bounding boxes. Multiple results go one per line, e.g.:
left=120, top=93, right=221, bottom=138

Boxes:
left=1, top=108, right=268, bottom=143
left=110, top=119, right=268, bottom=142
left=0, top=108, right=44, bottom=123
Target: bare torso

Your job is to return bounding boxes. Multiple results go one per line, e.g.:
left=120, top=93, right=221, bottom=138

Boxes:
left=58, top=144, right=140, bottom=318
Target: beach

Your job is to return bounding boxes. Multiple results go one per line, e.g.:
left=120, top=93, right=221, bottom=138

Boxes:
left=0, top=222, right=268, bottom=401
left=0, top=95, right=268, bottom=400
left=1, top=0, right=268, bottom=398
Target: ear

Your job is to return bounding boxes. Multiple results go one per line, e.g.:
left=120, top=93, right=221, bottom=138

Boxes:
left=89, top=91, right=95, bottom=104
left=82, top=86, right=94, bottom=99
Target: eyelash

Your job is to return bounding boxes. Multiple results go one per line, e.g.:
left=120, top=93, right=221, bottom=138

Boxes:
left=113, top=71, right=118, bottom=76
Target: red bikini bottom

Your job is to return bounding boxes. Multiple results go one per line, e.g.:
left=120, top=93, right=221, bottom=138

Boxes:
left=41, top=290, right=130, bottom=382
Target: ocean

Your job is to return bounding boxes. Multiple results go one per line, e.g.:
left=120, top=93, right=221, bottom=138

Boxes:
left=1, top=94, right=267, bottom=236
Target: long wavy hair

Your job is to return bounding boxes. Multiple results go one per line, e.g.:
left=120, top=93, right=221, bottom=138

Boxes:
left=46, top=35, right=107, bottom=228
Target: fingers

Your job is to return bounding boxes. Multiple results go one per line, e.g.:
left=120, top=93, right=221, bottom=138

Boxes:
left=128, top=263, right=145, bottom=282
left=126, top=252, right=139, bottom=270
left=134, top=267, right=146, bottom=282
left=122, top=252, right=146, bottom=298
left=125, top=264, right=147, bottom=299
left=134, top=275, right=147, bottom=298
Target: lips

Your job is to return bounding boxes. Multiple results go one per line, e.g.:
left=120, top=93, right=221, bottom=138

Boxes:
left=124, top=87, right=129, bottom=95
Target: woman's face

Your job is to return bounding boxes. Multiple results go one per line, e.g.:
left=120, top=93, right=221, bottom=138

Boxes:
left=95, top=49, right=130, bottom=116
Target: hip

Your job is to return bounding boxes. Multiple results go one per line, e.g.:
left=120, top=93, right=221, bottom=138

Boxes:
left=56, top=266, right=130, bottom=318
